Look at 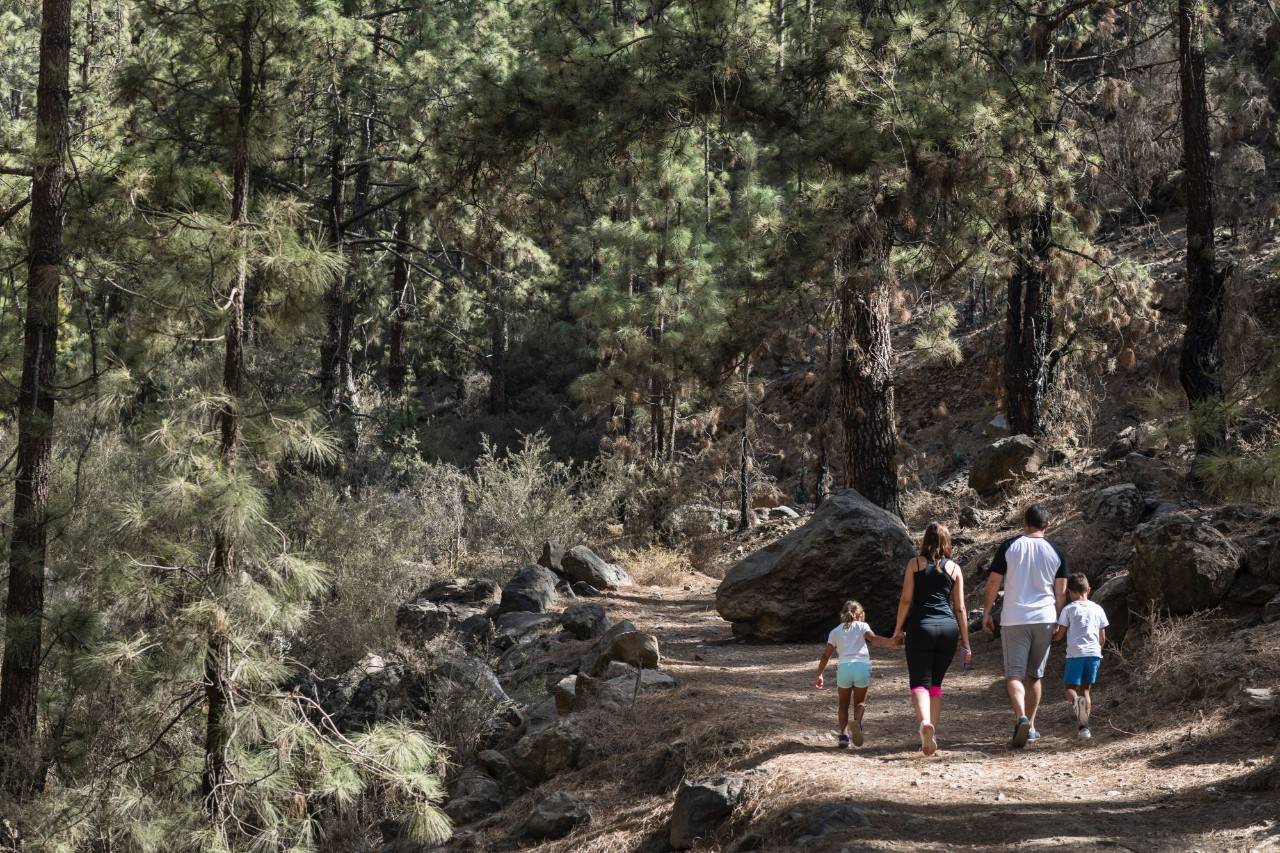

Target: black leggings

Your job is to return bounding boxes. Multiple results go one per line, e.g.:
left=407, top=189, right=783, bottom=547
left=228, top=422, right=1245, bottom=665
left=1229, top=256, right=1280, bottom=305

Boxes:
left=905, top=620, right=960, bottom=690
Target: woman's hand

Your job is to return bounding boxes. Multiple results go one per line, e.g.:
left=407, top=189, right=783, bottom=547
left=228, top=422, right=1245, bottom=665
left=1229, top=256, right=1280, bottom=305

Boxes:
left=892, top=630, right=905, bottom=646
left=960, top=645, right=973, bottom=667
left=814, top=673, right=825, bottom=689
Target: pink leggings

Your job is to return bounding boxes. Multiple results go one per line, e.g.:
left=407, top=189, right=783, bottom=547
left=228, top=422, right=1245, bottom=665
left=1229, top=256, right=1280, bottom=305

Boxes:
left=910, top=686, right=943, bottom=698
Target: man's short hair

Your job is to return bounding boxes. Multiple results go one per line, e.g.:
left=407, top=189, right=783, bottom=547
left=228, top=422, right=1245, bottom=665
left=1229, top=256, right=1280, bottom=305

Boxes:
left=1067, top=573, right=1090, bottom=594
left=1024, top=504, right=1050, bottom=530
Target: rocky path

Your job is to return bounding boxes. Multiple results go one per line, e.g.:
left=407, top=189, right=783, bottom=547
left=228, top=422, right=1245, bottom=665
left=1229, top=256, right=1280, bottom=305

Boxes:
left=593, top=580, right=1279, bottom=852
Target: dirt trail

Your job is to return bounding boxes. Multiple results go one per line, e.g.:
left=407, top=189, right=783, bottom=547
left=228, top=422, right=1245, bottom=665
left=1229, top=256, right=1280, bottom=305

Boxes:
left=599, top=580, right=1279, bottom=852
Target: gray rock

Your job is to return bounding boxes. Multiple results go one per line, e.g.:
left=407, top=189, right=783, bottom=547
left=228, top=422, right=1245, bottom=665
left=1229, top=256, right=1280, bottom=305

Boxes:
left=1091, top=572, right=1132, bottom=647
left=561, top=545, right=633, bottom=590
left=592, top=630, right=660, bottom=674
left=538, top=541, right=568, bottom=575
left=1240, top=686, right=1277, bottom=711
left=456, top=612, right=494, bottom=649
left=1086, top=483, right=1144, bottom=528
left=604, top=660, right=638, bottom=680
left=396, top=579, right=499, bottom=644
left=1266, top=593, right=1280, bottom=624
left=553, top=673, right=631, bottom=715
left=444, top=766, right=503, bottom=825
left=1123, top=452, right=1180, bottom=493
left=492, top=611, right=558, bottom=651
left=1227, top=575, right=1280, bottom=606
left=716, top=490, right=915, bottom=640
left=968, top=435, right=1046, bottom=496
left=432, top=655, right=510, bottom=708
left=525, top=791, right=589, bottom=840
left=477, top=749, right=524, bottom=795
left=1130, top=512, right=1240, bottom=615
left=669, top=774, right=747, bottom=850
left=511, top=721, right=587, bottom=784
left=767, top=505, right=800, bottom=520
left=785, top=802, right=870, bottom=845
left=668, top=503, right=740, bottom=537
left=571, top=581, right=601, bottom=597
left=498, top=563, right=560, bottom=614
left=560, top=603, right=611, bottom=640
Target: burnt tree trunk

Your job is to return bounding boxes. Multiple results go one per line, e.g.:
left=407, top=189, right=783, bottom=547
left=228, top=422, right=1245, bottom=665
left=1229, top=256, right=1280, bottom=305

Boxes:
left=0, top=0, right=71, bottom=795
left=837, top=229, right=901, bottom=518
left=737, top=357, right=752, bottom=532
left=200, top=7, right=253, bottom=827
left=1177, top=0, right=1226, bottom=455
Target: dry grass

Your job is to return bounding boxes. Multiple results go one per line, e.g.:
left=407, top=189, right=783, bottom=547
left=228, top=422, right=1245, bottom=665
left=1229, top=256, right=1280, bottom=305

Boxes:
left=617, top=545, right=695, bottom=587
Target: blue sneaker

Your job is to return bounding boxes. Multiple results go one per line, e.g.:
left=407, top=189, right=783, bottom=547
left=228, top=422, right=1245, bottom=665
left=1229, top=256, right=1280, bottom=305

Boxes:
left=1027, top=729, right=1041, bottom=742
left=1010, top=716, right=1031, bottom=749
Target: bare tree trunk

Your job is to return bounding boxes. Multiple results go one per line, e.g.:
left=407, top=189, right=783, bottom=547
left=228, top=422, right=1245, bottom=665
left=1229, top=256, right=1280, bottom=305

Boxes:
left=0, top=0, right=71, bottom=796
left=488, top=258, right=509, bottom=415
left=815, top=320, right=834, bottom=506
left=738, top=357, right=752, bottom=532
left=200, top=7, right=253, bottom=827
left=837, top=228, right=901, bottom=518
left=386, top=205, right=410, bottom=398
left=1177, top=0, right=1227, bottom=456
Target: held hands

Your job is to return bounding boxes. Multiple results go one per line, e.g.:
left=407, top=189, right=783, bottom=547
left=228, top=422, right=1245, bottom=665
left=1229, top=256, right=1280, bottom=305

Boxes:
left=891, top=630, right=906, bottom=647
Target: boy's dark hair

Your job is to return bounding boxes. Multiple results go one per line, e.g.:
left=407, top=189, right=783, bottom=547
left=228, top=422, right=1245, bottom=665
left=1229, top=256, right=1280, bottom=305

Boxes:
left=1067, top=573, right=1090, bottom=594
left=1024, top=504, right=1050, bottom=530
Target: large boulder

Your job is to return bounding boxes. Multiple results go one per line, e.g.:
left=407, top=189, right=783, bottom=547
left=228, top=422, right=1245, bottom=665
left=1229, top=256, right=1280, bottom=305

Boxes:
left=444, top=765, right=503, bottom=825
left=1122, top=452, right=1180, bottom=493
left=1090, top=572, right=1132, bottom=646
left=321, top=653, right=508, bottom=732
left=396, top=577, right=500, bottom=644
left=525, top=791, right=590, bottom=840
left=561, top=545, right=633, bottom=590
left=1130, top=512, right=1240, bottom=615
left=560, top=603, right=611, bottom=640
left=669, top=775, right=747, bottom=850
left=591, top=630, right=660, bottom=674
left=1085, top=483, right=1144, bottom=528
left=716, top=490, right=915, bottom=639
left=498, top=564, right=560, bottom=614
left=968, top=435, right=1046, bottom=496
left=511, top=721, right=588, bottom=784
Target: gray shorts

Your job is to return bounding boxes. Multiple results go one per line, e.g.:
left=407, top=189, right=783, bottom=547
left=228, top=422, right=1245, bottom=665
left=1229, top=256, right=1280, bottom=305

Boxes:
left=1001, top=623, right=1055, bottom=679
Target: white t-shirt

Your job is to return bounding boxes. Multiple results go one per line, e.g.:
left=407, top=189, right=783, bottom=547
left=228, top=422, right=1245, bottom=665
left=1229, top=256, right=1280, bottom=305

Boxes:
left=827, top=621, right=871, bottom=663
left=1057, top=600, right=1109, bottom=659
left=990, top=534, right=1068, bottom=626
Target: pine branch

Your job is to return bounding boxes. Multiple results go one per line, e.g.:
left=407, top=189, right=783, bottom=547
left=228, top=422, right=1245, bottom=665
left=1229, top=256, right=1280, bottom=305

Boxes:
left=0, top=197, right=30, bottom=228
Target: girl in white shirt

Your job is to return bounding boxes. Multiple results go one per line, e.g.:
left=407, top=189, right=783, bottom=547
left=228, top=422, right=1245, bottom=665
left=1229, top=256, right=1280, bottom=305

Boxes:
left=814, top=600, right=898, bottom=748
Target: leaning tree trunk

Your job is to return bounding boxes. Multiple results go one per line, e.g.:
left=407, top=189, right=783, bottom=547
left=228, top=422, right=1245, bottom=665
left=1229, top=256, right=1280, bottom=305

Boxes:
left=200, top=7, right=253, bottom=827
left=1177, top=0, right=1226, bottom=456
left=837, top=228, right=901, bottom=518
left=0, top=0, right=71, bottom=796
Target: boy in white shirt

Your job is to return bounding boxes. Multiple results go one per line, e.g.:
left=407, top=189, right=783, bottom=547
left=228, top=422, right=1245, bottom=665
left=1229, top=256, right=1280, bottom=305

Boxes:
left=1054, top=573, right=1109, bottom=739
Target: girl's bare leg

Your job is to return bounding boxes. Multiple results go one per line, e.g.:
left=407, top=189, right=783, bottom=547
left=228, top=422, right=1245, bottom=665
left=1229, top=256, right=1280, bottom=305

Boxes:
left=853, top=686, right=868, bottom=723
left=837, top=687, right=853, bottom=736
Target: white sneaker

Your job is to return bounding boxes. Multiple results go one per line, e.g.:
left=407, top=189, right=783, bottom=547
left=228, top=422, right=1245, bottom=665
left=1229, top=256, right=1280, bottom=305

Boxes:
left=1074, top=696, right=1089, bottom=727
left=1078, top=725, right=1092, bottom=739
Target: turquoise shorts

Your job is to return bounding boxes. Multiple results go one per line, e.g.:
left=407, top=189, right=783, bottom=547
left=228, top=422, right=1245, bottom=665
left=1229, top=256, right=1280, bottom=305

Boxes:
left=836, top=660, right=872, bottom=689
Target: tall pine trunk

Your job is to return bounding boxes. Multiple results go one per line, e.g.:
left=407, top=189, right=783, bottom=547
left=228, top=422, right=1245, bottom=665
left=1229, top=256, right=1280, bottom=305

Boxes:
left=488, top=258, right=508, bottom=415
left=1177, top=0, right=1226, bottom=455
left=737, top=357, right=752, bottom=532
left=0, top=0, right=71, bottom=794
left=1003, top=23, right=1056, bottom=437
left=837, top=228, right=901, bottom=518
left=201, top=7, right=253, bottom=826
left=386, top=206, right=410, bottom=398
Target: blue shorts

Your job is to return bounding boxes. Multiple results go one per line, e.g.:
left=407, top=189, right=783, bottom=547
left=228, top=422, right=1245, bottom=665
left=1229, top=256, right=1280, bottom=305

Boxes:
left=836, top=660, right=871, bottom=689
left=1063, top=656, right=1101, bottom=686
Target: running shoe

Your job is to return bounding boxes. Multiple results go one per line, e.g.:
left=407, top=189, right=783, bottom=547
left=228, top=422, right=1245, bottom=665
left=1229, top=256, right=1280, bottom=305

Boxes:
left=1010, top=715, right=1031, bottom=749
left=851, top=719, right=864, bottom=747
left=1074, top=695, right=1089, bottom=726
left=837, top=733, right=850, bottom=749
left=1027, top=729, right=1041, bottom=742
left=1078, top=725, right=1092, bottom=739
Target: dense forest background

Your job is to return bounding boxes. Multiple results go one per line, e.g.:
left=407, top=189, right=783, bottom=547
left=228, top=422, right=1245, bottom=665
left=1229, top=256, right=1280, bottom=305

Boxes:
left=1, top=0, right=1279, bottom=849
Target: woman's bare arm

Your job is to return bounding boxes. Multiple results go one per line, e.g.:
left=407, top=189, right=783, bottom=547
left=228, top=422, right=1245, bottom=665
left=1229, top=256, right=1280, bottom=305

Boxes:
left=950, top=563, right=972, bottom=663
left=893, top=559, right=918, bottom=639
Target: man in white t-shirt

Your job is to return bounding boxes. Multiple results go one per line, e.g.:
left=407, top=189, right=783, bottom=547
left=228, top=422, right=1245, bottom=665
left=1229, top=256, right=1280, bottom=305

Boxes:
left=982, top=505, right=1068, bottom=749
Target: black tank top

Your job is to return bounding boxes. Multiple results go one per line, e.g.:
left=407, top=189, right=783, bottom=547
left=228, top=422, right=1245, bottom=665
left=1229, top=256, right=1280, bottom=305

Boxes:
left=907, top=559, right=956, bottom=626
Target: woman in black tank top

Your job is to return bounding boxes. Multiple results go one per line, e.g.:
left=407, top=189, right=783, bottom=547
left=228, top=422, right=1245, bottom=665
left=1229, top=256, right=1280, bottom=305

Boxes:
left=891, top=522, right=973, bottom=756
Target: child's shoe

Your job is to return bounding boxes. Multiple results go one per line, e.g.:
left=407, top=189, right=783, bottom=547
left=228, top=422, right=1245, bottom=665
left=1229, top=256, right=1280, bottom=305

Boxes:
left=1078, top=725, right=1092, bottom=739
left=837, top=733, right=850, bottom=749
left=851, top=720, right=864, bottom=747
left=1074, top=696, right=1089, bottom=726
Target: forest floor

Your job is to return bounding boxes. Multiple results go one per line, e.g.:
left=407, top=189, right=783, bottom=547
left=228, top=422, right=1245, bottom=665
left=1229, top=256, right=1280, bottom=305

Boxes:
left=503, top=579, right=1280, bottom=853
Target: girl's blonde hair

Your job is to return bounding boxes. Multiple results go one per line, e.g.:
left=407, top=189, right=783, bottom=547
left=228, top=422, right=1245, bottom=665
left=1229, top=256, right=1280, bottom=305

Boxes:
left=840, top=600, right=865, bottom=625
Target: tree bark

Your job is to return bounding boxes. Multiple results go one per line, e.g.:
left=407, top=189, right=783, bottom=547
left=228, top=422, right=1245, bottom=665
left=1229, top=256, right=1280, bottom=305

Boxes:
left=837, top=228, right=901, bottom=518
left=200, top=6, right=253, bottom=827
left=1177, top=0, right=1226, bottom=455
left=488, top=259, right=509, bottom=415
left=737, top=357, right=752, bottom=532
left=0, top=0, right=71, bottom=795
left=386, top=206, right=410, bottom=398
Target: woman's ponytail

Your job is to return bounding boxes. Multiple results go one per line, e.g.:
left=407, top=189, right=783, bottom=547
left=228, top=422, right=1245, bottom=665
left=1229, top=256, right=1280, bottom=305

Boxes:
left=840, top=600, right=865, bottom=625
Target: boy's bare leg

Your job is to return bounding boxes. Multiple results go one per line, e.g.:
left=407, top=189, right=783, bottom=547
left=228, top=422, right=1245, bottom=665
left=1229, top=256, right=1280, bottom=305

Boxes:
left=1081, top=684, right=1092, bottom=721
left=1065, top=685, right=1079, bottom=705
left=837, top=687, right=852, bottom=735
